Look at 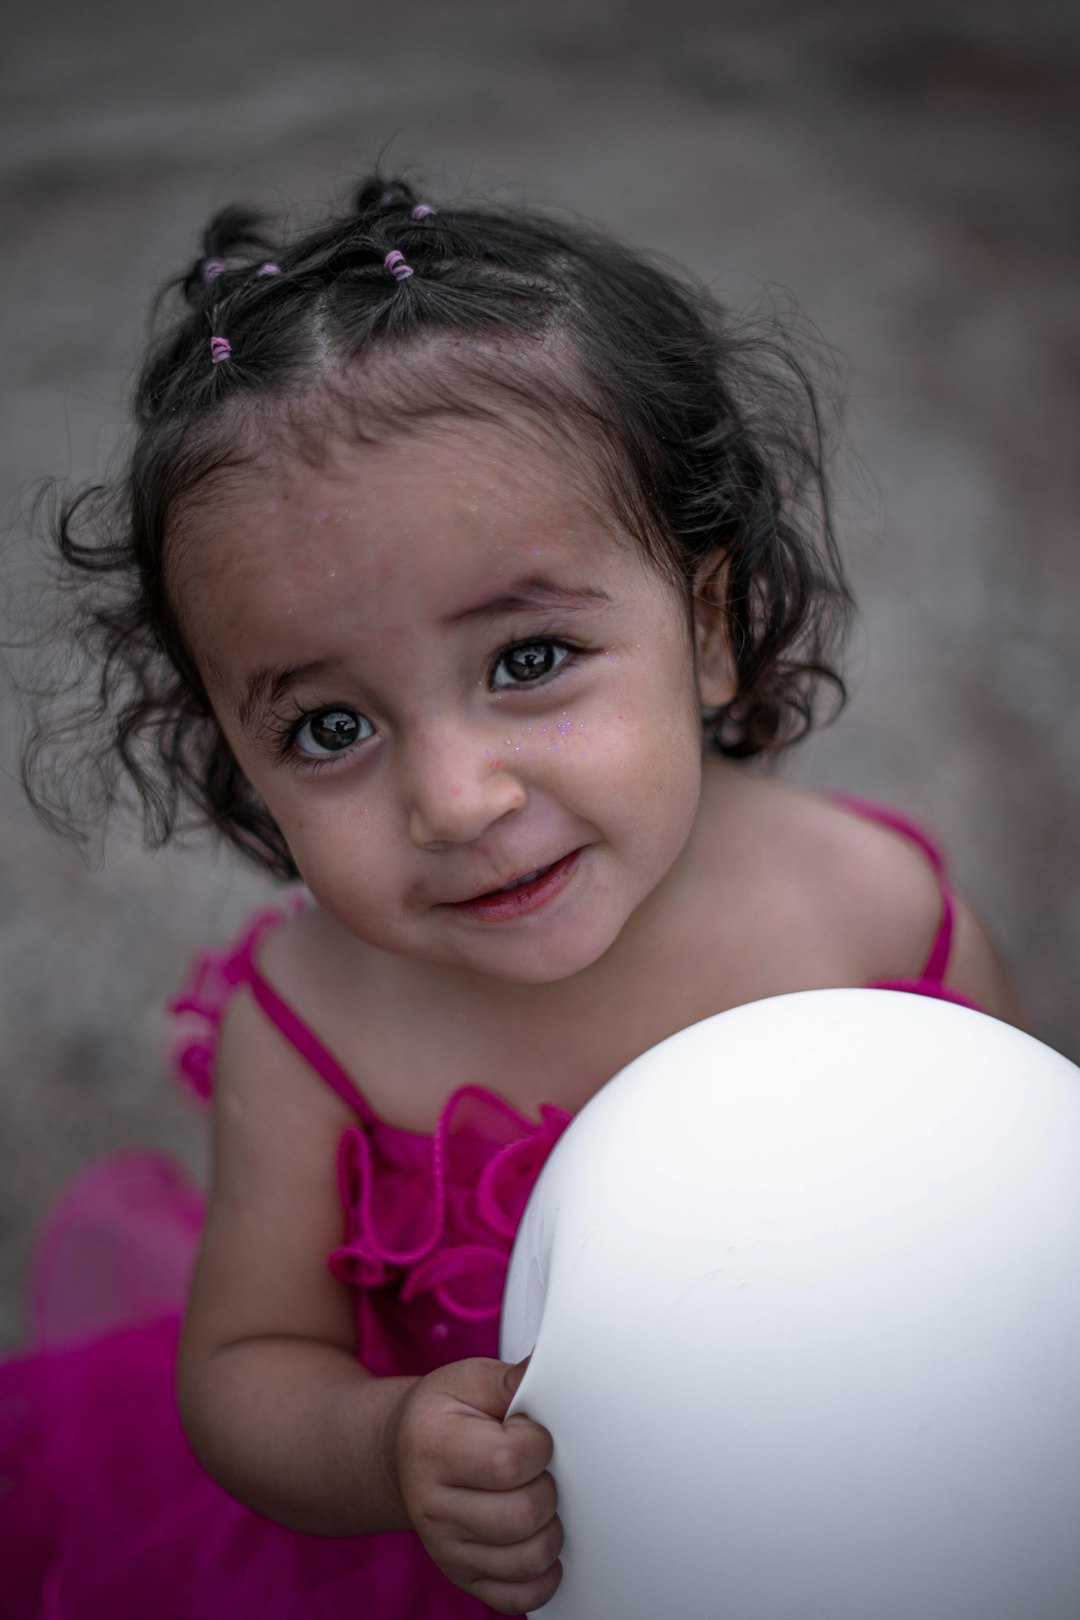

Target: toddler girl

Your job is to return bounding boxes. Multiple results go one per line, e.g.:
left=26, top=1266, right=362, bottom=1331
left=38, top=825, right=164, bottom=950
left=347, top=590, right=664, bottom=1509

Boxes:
left=4, top=174, right=1019, bottom=1618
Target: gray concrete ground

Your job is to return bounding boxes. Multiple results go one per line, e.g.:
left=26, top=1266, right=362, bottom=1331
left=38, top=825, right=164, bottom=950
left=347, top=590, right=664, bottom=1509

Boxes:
left=1, top=0, right=1078, bottom=1347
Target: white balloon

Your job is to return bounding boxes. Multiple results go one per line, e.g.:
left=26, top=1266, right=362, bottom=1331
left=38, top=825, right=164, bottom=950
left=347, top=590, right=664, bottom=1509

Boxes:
left=500, top=990, right=1080, bottom=1619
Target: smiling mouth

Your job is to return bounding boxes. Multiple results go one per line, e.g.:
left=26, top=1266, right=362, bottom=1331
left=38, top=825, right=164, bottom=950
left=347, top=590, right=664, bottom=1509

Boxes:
left=446, top=849, right=583, bottom=918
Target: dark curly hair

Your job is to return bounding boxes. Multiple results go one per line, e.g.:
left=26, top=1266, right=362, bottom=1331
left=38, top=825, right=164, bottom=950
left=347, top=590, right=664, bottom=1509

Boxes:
left=22, top=173, right=853, bottom=880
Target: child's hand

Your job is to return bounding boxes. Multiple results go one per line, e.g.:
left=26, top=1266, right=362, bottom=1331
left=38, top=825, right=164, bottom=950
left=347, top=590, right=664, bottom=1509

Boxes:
left=388, top=1355, right=563, bottom=1614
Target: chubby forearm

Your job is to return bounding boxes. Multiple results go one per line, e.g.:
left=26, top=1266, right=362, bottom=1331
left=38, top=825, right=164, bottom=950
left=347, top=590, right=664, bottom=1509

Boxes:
left=177, top=1334, right=419, bottom=1535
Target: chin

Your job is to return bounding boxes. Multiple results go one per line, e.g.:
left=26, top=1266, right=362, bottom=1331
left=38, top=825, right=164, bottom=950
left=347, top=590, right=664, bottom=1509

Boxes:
left=462, top=919, right=624, bottom=987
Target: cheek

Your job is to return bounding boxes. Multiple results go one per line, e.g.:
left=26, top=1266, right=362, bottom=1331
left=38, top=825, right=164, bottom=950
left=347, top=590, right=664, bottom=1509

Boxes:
left=290, top=831, right=415, bottom=951
left=570, top=696, right=702, bottom=831
left=269, top=795, right=390, bottom=903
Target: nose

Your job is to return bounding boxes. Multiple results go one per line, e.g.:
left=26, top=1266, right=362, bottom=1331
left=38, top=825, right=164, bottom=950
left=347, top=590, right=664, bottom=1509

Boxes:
left=405, top=730, right=527, bottom=850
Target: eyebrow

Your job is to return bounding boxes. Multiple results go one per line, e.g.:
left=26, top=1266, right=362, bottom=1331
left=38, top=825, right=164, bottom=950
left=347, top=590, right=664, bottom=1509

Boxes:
left=237, top=576, right=612, bottom=735
left=441, top=575, right=613, bottom=625
left=238, top=659, right=338, bottom=734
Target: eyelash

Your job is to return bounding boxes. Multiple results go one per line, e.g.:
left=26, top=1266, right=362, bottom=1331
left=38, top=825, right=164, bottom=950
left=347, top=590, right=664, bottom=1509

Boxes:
left=270, top=636, right=582, bottom=771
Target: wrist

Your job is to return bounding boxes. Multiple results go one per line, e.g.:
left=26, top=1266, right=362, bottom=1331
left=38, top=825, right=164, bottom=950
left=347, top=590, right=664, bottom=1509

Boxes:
left=354, top=1372, right=419, bottom=1533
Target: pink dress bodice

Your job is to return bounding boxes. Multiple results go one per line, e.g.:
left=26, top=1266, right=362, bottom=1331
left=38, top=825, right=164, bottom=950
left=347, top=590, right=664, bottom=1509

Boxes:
left=171, top=906, right=571, bottom=1376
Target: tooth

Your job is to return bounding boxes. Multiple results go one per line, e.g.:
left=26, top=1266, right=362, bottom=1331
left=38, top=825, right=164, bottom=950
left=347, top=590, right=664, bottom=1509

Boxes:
left=500, top=865, right=546, bottom=893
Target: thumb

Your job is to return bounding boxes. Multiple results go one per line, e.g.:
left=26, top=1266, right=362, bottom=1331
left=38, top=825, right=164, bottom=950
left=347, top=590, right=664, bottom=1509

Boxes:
left=502, top=1352, right=532, bottom=1416
left=432, top=1355, right=532, bottom=1420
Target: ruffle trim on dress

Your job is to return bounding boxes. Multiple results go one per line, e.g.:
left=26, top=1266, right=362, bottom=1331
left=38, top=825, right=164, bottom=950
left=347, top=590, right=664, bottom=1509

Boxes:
left=167, top=906, right=302, bottom=1101
left=166, top=904, right=572, bottom=1325
left=329, top=1089, right=570, bottom=1321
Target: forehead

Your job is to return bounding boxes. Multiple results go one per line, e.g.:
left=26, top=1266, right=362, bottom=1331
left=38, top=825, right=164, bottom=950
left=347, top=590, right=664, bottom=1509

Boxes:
left=170, top=414, right=657, bottom=680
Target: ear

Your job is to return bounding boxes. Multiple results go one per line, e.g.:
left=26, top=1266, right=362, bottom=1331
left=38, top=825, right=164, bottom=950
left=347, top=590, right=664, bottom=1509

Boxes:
left=692, top=561, right=737, bottom=709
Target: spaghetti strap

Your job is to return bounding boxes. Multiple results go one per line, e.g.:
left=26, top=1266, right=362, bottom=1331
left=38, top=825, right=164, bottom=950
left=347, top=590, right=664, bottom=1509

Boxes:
left=169, top=906, right=381, bottom=1125
left=243, top=961, right=380, bottom=1126
left=830, top=794, right=954, bottom=984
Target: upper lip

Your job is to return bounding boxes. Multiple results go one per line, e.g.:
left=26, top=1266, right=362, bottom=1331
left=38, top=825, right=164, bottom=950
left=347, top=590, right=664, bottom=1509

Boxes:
left=445, top=852, right=570, bottom=905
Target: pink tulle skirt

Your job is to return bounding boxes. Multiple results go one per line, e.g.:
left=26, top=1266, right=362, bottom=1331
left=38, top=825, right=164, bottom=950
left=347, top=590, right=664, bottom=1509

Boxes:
left=0, top=1152, right=503, bottom=1619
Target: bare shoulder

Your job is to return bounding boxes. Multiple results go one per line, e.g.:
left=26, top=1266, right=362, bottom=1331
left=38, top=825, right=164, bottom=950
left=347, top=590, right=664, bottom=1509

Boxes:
left=740, top=776, right=943, bottom=970
left=711, top=770, right=1022, bottom=1023
left=946, top=895, right=1027, bottom=1028
left=179, top=917, right=360, bottom=1371
left=801, top=785, right=1022, bottom=1025
left=257, top=895, right=390, bottom=1038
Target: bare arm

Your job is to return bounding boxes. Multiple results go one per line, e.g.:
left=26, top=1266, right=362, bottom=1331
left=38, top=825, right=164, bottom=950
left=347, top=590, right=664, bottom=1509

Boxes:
left=179, top=1333, right=415, bottom=1534
left=175, top=989, right=416, bottom=1535
left=174, top=983, right=562, bottom=1611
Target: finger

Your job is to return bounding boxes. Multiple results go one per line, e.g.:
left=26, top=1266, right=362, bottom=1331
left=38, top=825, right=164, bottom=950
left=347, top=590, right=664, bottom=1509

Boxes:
left=428, top=1356, right=532, bottom=1422
left=432, top=1409, right=554, bottom=1493
left=502, top=1352, right=531, bottom=1406
left=467, top=1559, right=563, bottom=1617
left=461, top=1513, right=564, bottom=1586
left=440, top=1471, right=559, bottom=1547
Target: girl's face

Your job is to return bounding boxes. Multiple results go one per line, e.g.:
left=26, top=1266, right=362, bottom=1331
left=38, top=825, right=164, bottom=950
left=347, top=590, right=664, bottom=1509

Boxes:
left=176, top=414, right=727, bottom=986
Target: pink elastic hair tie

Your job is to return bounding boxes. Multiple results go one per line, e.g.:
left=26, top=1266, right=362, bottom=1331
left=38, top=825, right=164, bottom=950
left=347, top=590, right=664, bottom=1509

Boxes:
left=384, top=250, right=414, bottom=282
left=256, top=261, right=280, bottom=276
left=202, top=258, right=226, bottom=282
left=410, top=204, right=435, bottom=220
left=209, top=336, right=232, bottom=364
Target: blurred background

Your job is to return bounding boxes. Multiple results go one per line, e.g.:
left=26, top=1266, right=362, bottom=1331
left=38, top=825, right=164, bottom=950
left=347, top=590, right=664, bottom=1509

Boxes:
left=1, top=0, right=1077, bottom=1348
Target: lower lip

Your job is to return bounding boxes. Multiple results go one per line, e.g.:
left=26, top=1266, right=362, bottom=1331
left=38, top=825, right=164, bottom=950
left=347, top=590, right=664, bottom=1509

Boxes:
left=449, top=849, right=583, bottom=921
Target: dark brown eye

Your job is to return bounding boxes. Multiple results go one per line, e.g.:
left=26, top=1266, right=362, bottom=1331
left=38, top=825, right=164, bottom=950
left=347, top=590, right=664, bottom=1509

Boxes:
left=491, top=641, right=570, bottom=689
left=293, top=708, right=372, bottom=757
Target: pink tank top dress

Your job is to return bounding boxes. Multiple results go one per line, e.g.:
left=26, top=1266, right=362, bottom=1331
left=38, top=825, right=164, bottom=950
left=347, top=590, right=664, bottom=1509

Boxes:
left=0, top=799, right=980, bottom=1619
